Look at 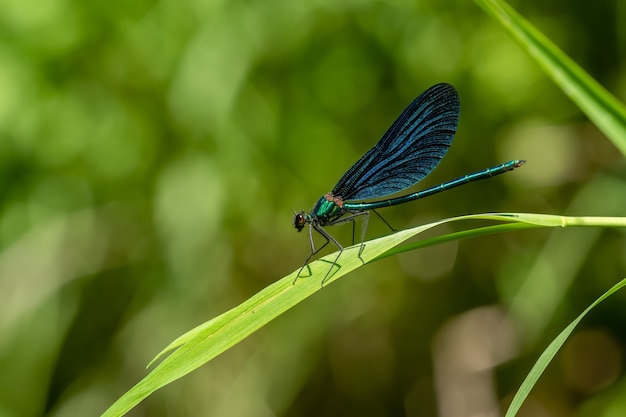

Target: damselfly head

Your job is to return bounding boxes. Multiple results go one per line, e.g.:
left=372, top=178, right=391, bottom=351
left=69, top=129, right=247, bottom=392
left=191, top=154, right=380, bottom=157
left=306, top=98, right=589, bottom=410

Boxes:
left=293, top=212, right=306, bottom=232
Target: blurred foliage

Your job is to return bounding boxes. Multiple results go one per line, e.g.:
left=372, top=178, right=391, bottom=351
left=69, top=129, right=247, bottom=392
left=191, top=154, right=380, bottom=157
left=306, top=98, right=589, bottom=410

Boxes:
left=0, top=0, right=625, bottom=416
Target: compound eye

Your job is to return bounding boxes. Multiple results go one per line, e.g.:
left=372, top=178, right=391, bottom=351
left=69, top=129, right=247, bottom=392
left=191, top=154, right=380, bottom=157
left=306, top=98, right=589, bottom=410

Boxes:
left=293, top=212, right=306, bottom=231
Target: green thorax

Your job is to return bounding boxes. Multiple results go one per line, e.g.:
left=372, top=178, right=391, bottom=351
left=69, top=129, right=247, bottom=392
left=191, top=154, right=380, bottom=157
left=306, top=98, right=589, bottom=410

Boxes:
left=308, top=193, right=346, bottom=224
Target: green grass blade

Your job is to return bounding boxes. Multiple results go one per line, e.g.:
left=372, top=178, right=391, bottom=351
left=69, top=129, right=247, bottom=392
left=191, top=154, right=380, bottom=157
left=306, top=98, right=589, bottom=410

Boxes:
left=100, top=218, right=449, bottom=417
left=380, top=213, right=626, bottom=260
left=375, top=222, right=538, bottom=261
left=101, top=213, right=626, bottom=417
left=475, top=0, right=626, bottom=156
left=505, top=277, right=626, bottom=417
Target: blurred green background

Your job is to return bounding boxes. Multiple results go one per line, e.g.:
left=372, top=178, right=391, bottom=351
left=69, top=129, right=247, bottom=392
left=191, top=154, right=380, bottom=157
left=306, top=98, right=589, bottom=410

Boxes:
left=1, top=0, right=625, bottom=416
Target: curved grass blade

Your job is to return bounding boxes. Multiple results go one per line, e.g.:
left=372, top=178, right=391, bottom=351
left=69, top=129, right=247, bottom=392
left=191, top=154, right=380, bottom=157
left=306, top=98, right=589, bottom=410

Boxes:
left=475, top=0, right=626, bottom=156
left=101, top=213, right=626, bottom=417
left=379, top=212, right=626, bottom=261
left=374, top=222, right=539, bottom=262
left=505, top=277, right=626, bottom=417
left=100, top=218, right=449, bottom=417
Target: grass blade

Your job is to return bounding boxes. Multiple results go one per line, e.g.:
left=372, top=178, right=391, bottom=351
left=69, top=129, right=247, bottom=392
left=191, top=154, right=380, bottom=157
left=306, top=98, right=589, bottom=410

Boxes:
left=505, top=277, right=626, bottom=416
left=475, top=0, right=626, bottom=155
left=101, top=213, right=626, bottom=417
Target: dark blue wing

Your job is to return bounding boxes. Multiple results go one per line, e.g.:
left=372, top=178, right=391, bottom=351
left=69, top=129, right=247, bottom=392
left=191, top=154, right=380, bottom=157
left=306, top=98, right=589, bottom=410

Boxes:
left=332, top=83, right=460, bottom=201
